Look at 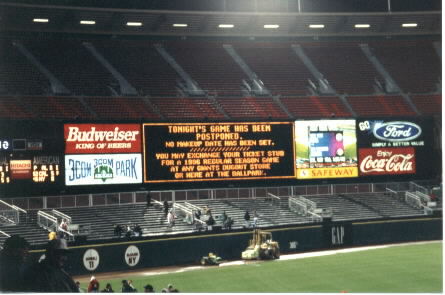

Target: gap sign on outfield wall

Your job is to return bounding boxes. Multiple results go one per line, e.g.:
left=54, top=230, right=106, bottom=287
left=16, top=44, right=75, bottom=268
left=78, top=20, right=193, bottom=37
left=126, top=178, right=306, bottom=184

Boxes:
left=64, top=124, right=141, bottom=154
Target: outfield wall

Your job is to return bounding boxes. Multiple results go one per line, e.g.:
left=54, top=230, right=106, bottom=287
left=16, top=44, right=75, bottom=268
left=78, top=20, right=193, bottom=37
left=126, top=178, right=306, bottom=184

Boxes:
left=29, top=216, right=442, bottom=276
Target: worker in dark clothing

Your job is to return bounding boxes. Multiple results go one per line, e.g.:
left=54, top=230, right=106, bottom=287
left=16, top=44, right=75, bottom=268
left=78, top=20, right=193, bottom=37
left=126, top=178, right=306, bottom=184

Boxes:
left=244, top=210, right=251, bottom=228
left=163, top=200, right=169, bottom=217
left=23, top=238, right=79, bottom=292
left=146, top=193, right=152, bottom=207
left=0, top=235, right=30, bottom=292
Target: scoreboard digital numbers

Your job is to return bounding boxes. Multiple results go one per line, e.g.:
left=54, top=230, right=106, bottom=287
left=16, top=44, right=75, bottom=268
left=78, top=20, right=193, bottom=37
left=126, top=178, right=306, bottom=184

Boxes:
left=143, top=122, right=295, bottom=182
left=0, top=156, right=10, bottom=184
left=32, top=156, right=60, bottom=183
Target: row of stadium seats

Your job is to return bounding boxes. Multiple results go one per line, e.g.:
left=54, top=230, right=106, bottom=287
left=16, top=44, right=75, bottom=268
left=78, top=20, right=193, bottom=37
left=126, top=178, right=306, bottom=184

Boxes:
left=0, top=94, right=440, bottom=119
left=0, top=38, right=440, bottom=97
left=0, top=193, right=428, bottom=246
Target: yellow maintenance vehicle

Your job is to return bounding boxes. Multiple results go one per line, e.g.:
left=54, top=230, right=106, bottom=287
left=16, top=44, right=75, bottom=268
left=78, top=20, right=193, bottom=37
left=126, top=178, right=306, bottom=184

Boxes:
left=241, top=229, right=280, bottom=260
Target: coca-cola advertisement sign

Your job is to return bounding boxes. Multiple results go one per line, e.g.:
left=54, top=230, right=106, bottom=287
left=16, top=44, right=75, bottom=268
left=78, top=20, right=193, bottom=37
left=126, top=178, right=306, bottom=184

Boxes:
left=359, top=148, right=416, bottom=176
left=65, top=124, right=141, bottom=154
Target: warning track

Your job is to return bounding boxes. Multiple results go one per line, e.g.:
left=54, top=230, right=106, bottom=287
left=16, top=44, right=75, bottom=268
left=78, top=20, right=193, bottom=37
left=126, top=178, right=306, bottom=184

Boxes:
left=73, top=240, right=440, bottom=284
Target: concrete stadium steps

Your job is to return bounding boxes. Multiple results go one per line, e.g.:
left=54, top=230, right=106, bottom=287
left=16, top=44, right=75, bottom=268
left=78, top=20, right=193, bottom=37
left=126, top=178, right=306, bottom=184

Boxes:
left=0, top=211, right=50, bottom=246
left=222, top=198, right=311, bottom=227
left=57, top=204, right=149, bottom=240
left=306, top=195, right=382, bottom=221
left=340, top=193, right=425, bottom=218
left=184, top=199, right=247, bottom=229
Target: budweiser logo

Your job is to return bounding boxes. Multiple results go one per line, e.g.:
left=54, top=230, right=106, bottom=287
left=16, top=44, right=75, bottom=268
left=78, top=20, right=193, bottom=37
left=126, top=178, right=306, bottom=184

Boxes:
left=360, top=153, right=414, bottom=173
left=66, top=126, right=139, bottom=142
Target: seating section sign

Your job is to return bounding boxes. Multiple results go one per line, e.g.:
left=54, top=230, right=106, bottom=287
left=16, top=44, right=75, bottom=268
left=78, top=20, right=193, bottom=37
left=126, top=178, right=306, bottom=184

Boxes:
left=143, top=122, right=295, bottom=182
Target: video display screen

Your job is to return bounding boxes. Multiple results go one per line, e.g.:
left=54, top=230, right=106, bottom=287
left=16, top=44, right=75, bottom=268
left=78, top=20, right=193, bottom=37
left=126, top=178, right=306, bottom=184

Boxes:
left=295, top=120, right=358, bottom=179
left=143, top=122, right=295, bottom=182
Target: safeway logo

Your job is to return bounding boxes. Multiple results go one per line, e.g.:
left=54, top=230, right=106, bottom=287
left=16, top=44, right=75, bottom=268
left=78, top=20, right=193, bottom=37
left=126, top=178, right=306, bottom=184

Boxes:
left=373, top=121, right=421, bottom=142
left=65, top=124, right=141, bottom=154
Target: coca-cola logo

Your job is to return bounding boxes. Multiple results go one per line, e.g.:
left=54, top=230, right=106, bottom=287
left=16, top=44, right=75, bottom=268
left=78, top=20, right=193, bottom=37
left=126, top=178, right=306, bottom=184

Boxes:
left=359, top=148, right=416, bottom=175
left=373, top=121, right=421, bottom=142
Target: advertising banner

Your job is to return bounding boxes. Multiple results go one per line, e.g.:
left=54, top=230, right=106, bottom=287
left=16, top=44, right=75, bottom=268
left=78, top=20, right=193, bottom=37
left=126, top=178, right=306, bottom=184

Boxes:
left=65, top=124, right=141, bottom=154
left=65, top=154, right=142, bottom=185
left=295, top=120, right=358, bottom=179
left=359, top=147, right=416, bottom=176
left=10, top=160, right=32, bottom=179
left=356, top=118, right=433, bottom=178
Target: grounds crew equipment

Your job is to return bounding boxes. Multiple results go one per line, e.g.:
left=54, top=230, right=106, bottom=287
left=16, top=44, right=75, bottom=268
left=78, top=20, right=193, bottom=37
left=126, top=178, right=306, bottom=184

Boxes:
left=242, top=229, right=280, bottom=260
left=200, top=252, right=222, bottom=265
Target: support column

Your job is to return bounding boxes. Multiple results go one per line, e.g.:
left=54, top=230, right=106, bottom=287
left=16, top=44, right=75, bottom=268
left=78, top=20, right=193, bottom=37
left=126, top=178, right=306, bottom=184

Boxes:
left=13, top=41, right=69, bottom=95
left=83, top=42, right=138, bottom=96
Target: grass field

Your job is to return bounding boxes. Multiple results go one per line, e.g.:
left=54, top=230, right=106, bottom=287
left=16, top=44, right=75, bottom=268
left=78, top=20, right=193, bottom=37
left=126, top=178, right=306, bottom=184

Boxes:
left=80, top=242, right=442, bottom=293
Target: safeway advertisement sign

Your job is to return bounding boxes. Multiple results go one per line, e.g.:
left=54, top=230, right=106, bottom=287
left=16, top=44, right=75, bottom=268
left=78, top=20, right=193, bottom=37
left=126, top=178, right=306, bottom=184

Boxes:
left=65, top=124, right=141, bottom=154
left=359, top=147, right=416, bottom=176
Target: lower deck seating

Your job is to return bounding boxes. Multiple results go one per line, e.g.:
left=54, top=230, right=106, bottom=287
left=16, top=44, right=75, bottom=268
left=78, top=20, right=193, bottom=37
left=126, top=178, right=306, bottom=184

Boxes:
left=0, top=193, right=428, bottom=246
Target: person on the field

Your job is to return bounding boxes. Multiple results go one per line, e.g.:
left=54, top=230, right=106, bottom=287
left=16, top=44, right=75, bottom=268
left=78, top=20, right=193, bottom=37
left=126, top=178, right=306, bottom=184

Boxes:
left=128, top=280, right=137, bottom=292
left=0, top=235, right=30, bottom=292
left=121, top=280, right=135, bottom=292
left=144, top=284, right=155, bottom=292
left=23, top=238, right=79, bottom=292
left=102, top=283, right=114, bottom=293
left=88, top=275, right=100, bottom=292
left=75, top=281, right=86, bottom=292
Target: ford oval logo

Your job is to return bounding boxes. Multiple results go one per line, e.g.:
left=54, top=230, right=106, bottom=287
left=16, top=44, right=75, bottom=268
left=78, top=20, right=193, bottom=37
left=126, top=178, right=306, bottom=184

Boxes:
left=373, top=121, right=422, bottom=142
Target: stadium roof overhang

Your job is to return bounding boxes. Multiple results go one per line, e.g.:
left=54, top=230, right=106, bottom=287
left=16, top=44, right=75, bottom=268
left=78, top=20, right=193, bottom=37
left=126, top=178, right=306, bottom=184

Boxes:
left=0, top=2, right=441, bottom=38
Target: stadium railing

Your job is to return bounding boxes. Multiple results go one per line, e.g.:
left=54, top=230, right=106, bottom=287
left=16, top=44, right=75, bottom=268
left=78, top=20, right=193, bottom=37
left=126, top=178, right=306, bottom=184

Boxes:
left=405, top=192, right=433, bottom=215
left=267, top=192, right=281, bottom=208
left=0, top=199, right=25, bottom=225
left=52, top=209, right=72, bottom=224
left=288, top=197, right=308, bottom=216
left=37, top=210, right=58, bottom=232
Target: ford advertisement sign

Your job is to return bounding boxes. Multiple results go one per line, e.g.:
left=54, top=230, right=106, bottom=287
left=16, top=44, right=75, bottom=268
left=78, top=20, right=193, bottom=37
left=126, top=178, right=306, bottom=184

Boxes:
left=373, top=121, right=422, bottom=142
left=357, top=117, right=436, bottom=179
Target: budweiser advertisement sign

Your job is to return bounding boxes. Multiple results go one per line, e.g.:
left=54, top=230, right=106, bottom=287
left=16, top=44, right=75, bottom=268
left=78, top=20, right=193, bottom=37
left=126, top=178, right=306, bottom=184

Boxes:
left=359, top=147, right=416, bottom=176
left=10, top=160, right=32, bottom=179
left=65, top=124, right=141, bottom=154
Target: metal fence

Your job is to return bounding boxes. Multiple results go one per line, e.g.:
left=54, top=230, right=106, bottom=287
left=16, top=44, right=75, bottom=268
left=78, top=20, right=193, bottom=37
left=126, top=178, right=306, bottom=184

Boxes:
left=4, top=181, right=438, bottom=211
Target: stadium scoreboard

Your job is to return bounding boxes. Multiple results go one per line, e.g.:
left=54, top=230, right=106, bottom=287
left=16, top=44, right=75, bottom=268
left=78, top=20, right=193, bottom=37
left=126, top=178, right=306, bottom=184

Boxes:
left=143, top=122, right=295, bottom=182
